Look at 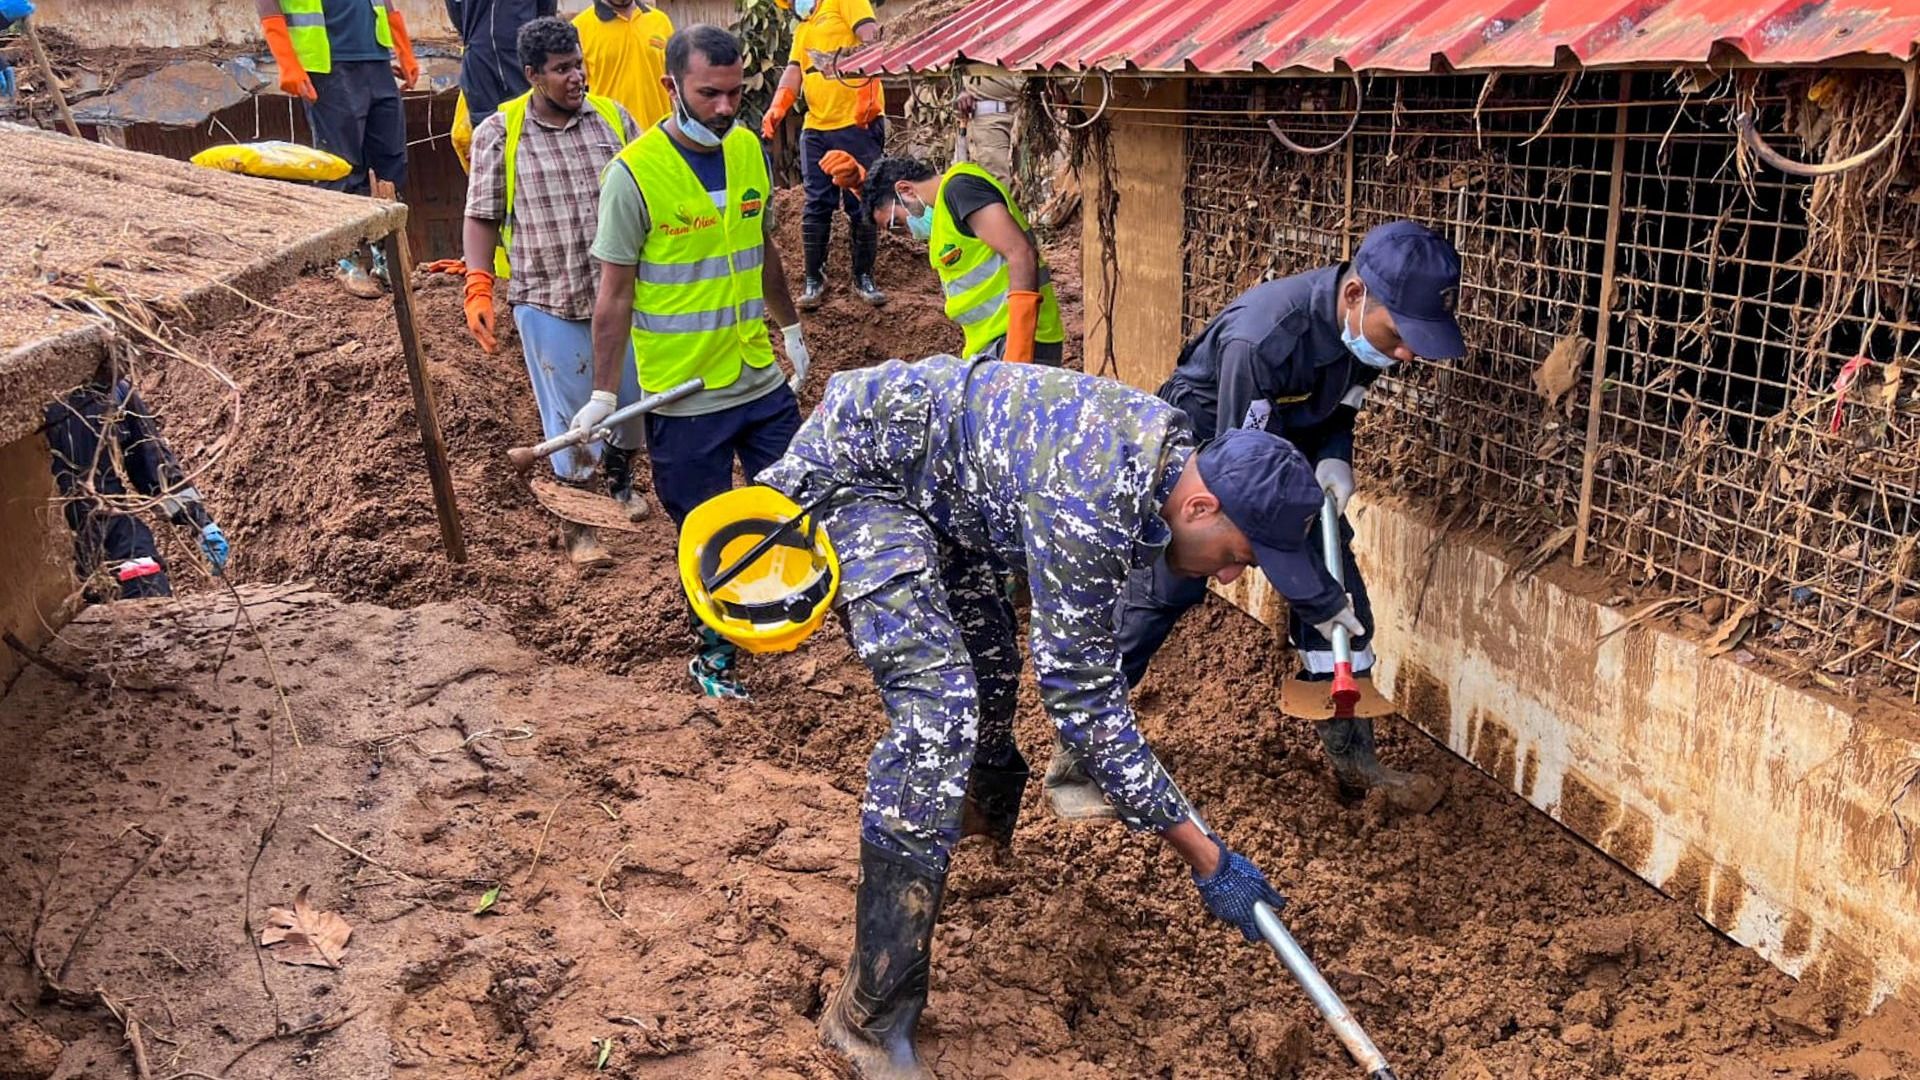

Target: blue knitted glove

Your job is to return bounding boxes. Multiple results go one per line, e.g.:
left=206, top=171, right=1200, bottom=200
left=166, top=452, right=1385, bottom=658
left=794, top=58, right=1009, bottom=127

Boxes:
left=1192, top=836, right=1287, bottom=942
left=199, top=521, right=230, bottom=574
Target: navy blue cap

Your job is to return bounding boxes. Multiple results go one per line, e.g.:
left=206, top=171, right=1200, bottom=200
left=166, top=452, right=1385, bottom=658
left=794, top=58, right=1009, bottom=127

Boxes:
left=1194, top=428, right=1345, bottom=623
left=1353, top=220, right=1465, bottom=361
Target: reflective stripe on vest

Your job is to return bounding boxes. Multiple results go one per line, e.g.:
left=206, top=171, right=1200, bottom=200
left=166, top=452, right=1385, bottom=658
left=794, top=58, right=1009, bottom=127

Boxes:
left=279, top=0, right=392, bottom=76
left=927, top=162, right=1066, bottom=357
left=615, top=124, right=775, bottom=394
left=494, top=92, right=630, bottom=280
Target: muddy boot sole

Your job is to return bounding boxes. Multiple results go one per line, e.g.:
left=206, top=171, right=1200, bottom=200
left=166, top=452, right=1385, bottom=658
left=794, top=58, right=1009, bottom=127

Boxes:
left=818, top=984, right=933, bottom=1080
left=1043, top=780, right=1120, bottom=822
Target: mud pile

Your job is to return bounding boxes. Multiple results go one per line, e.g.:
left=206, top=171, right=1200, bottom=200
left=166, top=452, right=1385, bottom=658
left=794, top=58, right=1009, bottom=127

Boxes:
left=5, top=191, right=1913, bottom=1078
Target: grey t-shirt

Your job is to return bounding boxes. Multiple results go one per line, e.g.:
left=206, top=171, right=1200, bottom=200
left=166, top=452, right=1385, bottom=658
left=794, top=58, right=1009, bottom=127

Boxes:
left=591, top=131, right=784, bottom=418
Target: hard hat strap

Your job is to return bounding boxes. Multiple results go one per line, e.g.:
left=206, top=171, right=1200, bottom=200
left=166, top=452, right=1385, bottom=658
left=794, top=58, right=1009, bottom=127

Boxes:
left=702, top=484, right=843, bottom=595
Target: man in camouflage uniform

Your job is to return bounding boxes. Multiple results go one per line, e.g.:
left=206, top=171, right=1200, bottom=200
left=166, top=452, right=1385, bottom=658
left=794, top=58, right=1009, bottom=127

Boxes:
left=758, top=355, right=1363, bottom=1078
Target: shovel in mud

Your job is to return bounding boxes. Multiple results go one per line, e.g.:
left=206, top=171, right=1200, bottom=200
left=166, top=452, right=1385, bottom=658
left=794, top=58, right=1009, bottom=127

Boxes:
left=504, top=377, right=704, bottom=530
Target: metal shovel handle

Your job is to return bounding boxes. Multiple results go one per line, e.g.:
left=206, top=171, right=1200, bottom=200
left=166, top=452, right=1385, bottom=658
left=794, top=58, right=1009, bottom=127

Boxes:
left=1253, top=902, right=1398, bottom=1078
left=1319, top=490, right=1360, bottom=714
left=506, top=378, right=704, bottom=473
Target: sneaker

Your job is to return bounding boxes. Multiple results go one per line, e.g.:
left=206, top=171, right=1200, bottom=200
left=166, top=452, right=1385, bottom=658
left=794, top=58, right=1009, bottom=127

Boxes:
left=853, top=274, right=887, bottom=307
left=798, top=275, right=827, bottom=311
left=689, top=650, right=749, bottom=699
left=335, top=258, right=383, bottom=299
left=368, top=244, right=391, bottom=288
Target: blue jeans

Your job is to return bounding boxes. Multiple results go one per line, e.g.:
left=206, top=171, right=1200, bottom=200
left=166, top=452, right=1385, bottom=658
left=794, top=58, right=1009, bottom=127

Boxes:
left=512, top=306, right=643, bottom=482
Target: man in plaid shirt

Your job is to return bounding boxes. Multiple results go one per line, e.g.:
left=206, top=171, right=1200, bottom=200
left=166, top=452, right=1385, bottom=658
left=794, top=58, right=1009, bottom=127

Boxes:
left=462, top=16, right=641, bottom=568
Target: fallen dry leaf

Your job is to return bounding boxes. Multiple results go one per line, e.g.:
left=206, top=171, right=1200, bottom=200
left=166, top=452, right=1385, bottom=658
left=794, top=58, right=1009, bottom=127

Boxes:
left=261, top=885, right=353, bottom=968
left=1533, top=334, right=1591, bottom=415
left=1704, top=601, right=1758, bottom=657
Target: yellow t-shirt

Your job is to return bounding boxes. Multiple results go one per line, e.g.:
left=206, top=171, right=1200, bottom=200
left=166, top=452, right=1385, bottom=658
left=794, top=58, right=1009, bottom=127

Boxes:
left=574, top=4, right=675, bottom=132
left=788, top=0, right=884, bottom=131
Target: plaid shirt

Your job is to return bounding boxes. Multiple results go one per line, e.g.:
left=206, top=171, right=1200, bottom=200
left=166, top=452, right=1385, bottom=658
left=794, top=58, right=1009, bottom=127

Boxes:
left=465, top=100, right=635, bottom=320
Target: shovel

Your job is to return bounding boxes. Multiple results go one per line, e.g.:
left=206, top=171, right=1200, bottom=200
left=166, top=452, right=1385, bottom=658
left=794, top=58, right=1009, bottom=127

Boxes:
left=504, top=377, right=705, bottom=474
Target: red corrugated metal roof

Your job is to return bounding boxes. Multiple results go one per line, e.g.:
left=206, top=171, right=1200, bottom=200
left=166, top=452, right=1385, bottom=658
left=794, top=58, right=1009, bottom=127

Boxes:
left=851, top=0, right=1920, bottom=75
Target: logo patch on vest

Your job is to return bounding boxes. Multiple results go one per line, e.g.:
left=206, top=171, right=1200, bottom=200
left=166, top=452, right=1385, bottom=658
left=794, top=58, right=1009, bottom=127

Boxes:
left=937, top=244, right=963, bottom=268
left=740, top=188, right=764, bottom=219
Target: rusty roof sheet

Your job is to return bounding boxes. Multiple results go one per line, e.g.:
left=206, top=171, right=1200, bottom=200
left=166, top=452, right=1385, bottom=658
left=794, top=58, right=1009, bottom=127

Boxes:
left=850, top=0, right=1920, bottom=75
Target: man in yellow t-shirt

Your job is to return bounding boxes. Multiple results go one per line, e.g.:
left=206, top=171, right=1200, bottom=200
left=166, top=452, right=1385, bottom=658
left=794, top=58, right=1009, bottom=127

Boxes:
left=572, top=0, right=674, bottom=130
left=760, top=0, right=885, bottom=310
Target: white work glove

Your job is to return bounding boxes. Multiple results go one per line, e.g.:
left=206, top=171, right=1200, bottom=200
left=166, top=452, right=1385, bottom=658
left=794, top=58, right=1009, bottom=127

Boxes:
left=1312, top=597, right=1366, bottom=643
left=782, top=323, right=810, bottom=394
left=570, top=389, right=618, bottom=436
left=1316, top=458, right=1355, bottom=514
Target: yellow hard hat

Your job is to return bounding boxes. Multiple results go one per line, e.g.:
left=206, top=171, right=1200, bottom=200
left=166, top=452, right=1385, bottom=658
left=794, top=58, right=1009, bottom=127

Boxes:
left=679, top=485, right=839, bottom=654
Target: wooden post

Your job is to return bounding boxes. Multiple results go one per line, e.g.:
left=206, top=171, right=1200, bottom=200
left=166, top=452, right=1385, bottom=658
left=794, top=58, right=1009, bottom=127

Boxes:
left=22, top=18, right=82, bottom=139
left=381, top=223, right=468, bottom=564
left=1340, top=96, right=1357, bottom=260
left=1571, top=73, right=1633, bottom=568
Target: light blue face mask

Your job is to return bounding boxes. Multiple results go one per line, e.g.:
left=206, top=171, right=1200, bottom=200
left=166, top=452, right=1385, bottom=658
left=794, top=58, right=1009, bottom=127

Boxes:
left=672, top=77, right=727, bottom=147
left=1342, top=288, right=1397, bottom=370
left=794, top=0, right=817, bottom=18
left=906, top=203, right=934, bottom=240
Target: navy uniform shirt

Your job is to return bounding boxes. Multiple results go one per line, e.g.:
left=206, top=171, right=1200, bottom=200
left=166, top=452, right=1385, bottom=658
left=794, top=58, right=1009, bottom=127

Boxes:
left=1162, top=264, right=1380, bottom=462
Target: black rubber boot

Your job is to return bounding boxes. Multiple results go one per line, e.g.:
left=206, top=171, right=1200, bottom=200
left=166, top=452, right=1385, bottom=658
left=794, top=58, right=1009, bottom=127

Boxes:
left=799, top=275, right=828, bottom=311
left=1313, top=716, right=1445, bottom=814
left=959, top=746, right=1029, bottom=847
left=853, top=273, right=888, bottom=307
left=602, top=444, right=650, bottom=521
left=820, top=841, right=943, bottom=1080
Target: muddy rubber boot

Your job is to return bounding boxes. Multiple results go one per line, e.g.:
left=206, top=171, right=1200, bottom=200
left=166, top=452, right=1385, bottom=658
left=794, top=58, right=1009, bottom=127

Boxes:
left=958, top=748, right=1030, bottom=847
left=798, top=275, right=828, bottom=311
left=602, top=445, right=650, bottom=522
left=820, top=841, right=943, bottom=1080
left=853, top=273, right=888, bottom=307
left=1313, top=716, right=1446, bottom=814
left=561, top=521, right=614, bottom=570
left=1042, top=737, right=1118, bottom=822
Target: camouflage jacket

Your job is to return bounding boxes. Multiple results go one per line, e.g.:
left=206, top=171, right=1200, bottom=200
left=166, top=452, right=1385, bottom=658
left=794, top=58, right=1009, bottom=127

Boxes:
left=760, top=355, right=1195, bottom=831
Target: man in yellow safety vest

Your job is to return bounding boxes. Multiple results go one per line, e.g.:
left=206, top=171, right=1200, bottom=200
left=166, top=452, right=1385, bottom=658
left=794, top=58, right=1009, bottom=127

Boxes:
left=578, top=24, right=810, bottom=700
left=255, top=0, right=421, bottom=297
left=853, top=154, right=1066, bottom=365
left=461, top=16, right=642, bottom=569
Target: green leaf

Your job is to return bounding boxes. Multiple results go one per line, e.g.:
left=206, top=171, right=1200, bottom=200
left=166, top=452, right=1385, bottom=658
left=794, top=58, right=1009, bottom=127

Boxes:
left=474, top=885, right=500, bottom=915
left=594, top=1037, right=614, bottom=1070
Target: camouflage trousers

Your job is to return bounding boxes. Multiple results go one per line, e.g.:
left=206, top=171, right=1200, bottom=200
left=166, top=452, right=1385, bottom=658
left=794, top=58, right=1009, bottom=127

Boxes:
left=827, top=498, right=1021, bottom=877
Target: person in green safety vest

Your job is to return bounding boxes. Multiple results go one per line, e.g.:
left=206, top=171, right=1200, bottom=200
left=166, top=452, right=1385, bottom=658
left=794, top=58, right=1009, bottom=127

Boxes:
left=579, top=24, right=810, bottom=700
left=461, top=16, right=643, bottom=569
left=854, top=154, right=1067, bottom=365
left=255, top=0, right=422, bottom=297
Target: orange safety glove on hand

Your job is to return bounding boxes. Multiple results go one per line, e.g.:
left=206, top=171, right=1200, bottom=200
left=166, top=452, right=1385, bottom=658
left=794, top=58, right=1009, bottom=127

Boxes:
left=854, top=79, right=883, bottom=128
left=1003, top=290, right=1039, bottom=363
left=463, top=269, right=497, bottom=354
left=260, top=15, right=317, bottom=101
left=388, top=10, right=421, bottom=90
left=761, top=86, right=797, bottom=140
left=819, top=148, right=866, bottom=191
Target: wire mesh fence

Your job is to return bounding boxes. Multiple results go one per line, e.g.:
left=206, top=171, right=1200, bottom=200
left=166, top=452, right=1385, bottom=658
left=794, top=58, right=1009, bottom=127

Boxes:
left=1180, top=68, right=1920, bottom=696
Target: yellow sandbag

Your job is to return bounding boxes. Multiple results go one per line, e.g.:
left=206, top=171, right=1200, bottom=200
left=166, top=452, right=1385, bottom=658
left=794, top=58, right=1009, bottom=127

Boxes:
left=190, top=141, right=352, bottom=183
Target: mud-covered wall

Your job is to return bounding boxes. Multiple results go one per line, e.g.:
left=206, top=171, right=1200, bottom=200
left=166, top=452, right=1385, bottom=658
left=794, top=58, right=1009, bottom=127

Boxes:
left=0, top=435, right=75, bottom=688
left=30, top=0, right=456, bottom=48
left=1326, top=494, right=1920, bottom=1010
left=1081, top=77, right=1185, bottom=390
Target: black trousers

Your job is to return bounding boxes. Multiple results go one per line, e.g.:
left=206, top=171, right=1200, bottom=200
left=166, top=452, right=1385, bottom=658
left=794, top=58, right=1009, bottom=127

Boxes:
left=307, top=60, right=408, bottom=197
left=798, top=121, right=884, bottom=279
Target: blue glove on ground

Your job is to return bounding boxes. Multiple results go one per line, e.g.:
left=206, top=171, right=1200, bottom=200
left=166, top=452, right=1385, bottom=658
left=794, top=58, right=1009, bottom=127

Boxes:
left=1192, top=835, right=1287, bottom=942
left=199, top=521, right=230, bottom=574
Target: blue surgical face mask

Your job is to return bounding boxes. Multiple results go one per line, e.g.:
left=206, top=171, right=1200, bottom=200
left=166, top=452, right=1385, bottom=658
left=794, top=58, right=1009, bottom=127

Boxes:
left=898, top=194, right=934, bottom=240
left=1342, top=287, right=1396, bottom=370
left=672, top=77, right=727, bottom=147
left=794, top=0, right=817, bottom=18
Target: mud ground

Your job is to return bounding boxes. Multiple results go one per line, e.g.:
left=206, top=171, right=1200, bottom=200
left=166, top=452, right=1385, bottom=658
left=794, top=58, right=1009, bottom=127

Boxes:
left=2, top=192, right=1915, bottom=1079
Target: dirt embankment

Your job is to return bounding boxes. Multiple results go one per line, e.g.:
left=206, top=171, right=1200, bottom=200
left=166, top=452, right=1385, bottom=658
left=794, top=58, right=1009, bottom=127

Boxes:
left=2, top=190, right=1914, bottom=1079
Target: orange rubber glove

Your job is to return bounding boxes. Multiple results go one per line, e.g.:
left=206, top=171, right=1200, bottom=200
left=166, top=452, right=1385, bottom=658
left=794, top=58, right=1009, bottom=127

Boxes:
left=854, top=79, right=883, bottom=127
left=421, top=259, right=468, bottom=275
left=1004, top=290, right=1039, bottom=363
left=819, top=148, right=866, bottom=191
left=388, top=9, right=421, bottom=90
left=463, top=269, right=497, bottom=354
left=761, top=86, right=797, bottom=140
left=259, top=15, right=317, bottom=102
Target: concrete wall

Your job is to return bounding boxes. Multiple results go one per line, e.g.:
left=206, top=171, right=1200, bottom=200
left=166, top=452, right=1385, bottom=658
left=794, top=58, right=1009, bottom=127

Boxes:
left=31, top=0, right=456, bottom=49
left=1316, top=494, right=1920, bottom=1010
left=0, top=435, right=77, bottom=688
left=1081, top=77, right=1186, bottom=390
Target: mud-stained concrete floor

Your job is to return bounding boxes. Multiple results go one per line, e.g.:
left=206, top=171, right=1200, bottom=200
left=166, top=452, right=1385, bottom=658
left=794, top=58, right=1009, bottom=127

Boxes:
left=2, top=194, right=1916, bottom=1079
